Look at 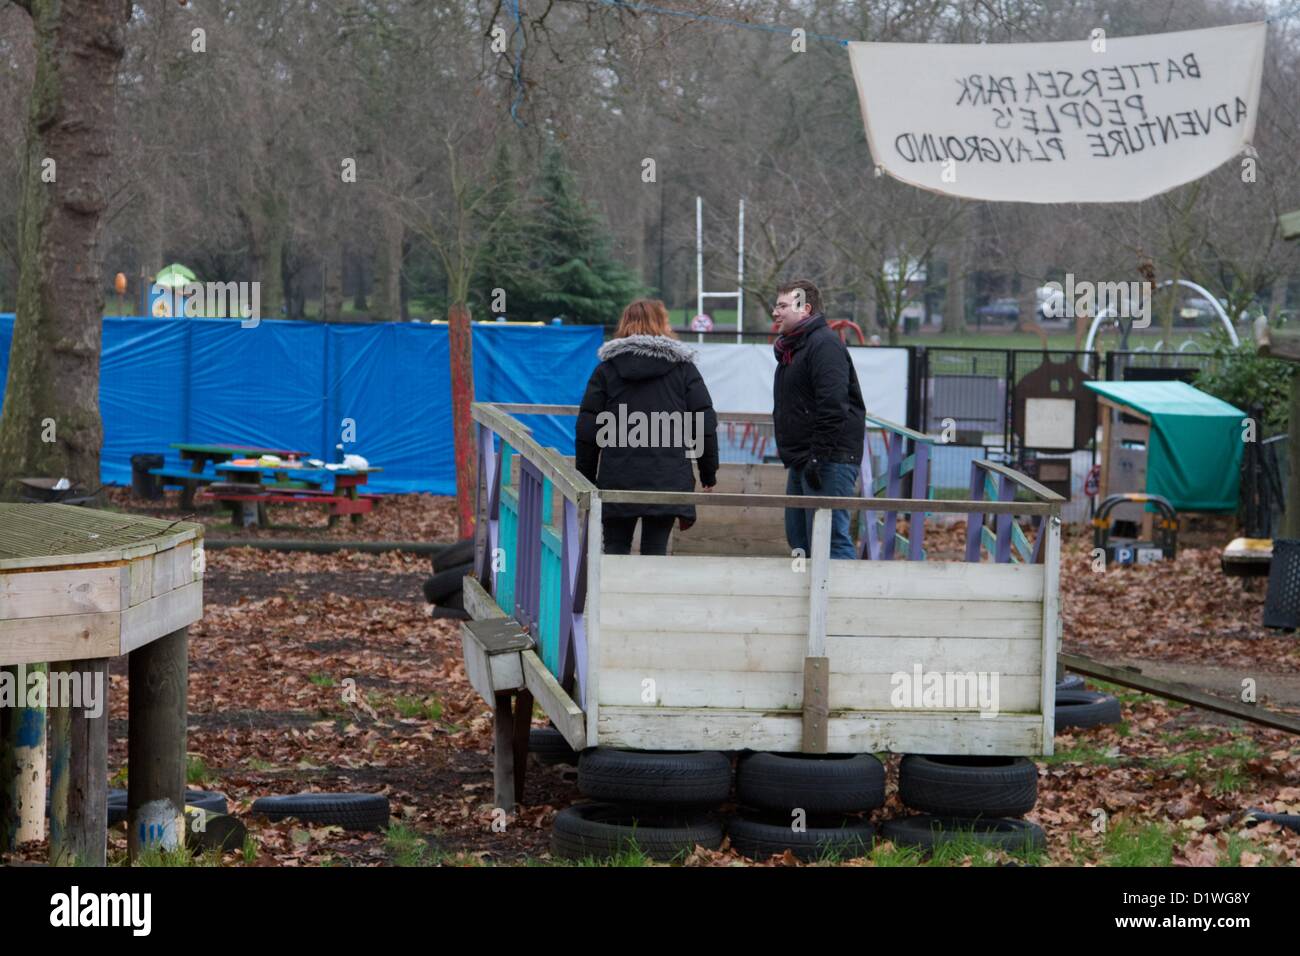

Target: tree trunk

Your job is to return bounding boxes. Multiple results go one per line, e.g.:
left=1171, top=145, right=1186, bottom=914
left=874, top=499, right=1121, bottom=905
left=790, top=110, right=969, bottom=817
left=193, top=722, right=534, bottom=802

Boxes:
left=860, top=281, right=880, bottom=336
left=0, top=0, right=131, bottom=496
left=322, top=242, right=344, bottom=323
left=1286, top=369, right=1300, bottom=539
left=140, top=187, right=165, bottom=289
left=373, top=211, right=403, bottom=323
left=351, top=252, right=368, bottom=312
left=449, top=302, right=476, bottom=537
left=943, top=241, right=967, bottom=334
left=247, top=215, right=285, bottom=321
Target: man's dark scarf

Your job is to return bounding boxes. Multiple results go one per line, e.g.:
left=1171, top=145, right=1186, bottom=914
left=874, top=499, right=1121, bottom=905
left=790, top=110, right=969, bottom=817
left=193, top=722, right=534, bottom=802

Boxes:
left=773, top=313, right=821, bottom=366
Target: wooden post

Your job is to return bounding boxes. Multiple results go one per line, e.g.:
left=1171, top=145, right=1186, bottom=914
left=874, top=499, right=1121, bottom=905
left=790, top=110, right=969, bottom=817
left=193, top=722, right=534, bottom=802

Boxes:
left=449, top=302, right=477, bottom=538
left=493, top=691, right=516, bottom=813
left=511, top=688, right=534, bottom=805
left=1040, top=516, right=1062, bottom=754
left=802, top=509, right=831, bottom=753
left=128, top=626, right=189, bottom=859
left=48, top=659, right=109, bottom=867
left=8, top=665, right=47, bottom=845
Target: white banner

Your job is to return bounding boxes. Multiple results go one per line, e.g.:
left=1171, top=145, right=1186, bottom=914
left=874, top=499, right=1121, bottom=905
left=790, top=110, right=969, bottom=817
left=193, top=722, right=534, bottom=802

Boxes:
left=691, top=342, right=909, bottom=425
left=847, top=22, right=1266, bottom=203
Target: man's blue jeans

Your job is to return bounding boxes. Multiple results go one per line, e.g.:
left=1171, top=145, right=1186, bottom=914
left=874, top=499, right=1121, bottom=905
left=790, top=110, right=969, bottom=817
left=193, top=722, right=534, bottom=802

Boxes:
left=785, top=462, right=860, bottom=560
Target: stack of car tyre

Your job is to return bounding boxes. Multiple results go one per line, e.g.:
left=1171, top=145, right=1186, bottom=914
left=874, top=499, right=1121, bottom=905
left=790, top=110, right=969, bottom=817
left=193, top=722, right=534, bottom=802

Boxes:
left=728, top=753, right=883, bottom=861
left=882, top=755, right=1045, bottom=853
left=550, top=749, right=888, bottom=863
left=423, top=538, right=473, bottom=619
left=548, top=674, right=1120, bottom=863
left=552, top=750, right=731, bottom=861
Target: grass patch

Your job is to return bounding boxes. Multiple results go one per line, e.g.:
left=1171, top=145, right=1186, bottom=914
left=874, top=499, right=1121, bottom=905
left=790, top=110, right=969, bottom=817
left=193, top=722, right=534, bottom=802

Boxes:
left=241, top=833, right=258, bottom=864
left=385, top=694, right=443, bottom=721
left=923, top=828, right=1047, bottom=867
left=1153, top=750, right=1204, bottom=778
left=1159, top=726, right=1218, bottom=745
left=385, top=823, right=432, bottom=867
left=1102, top=820, right=1175, bottom=866
left=1208, top=739, right=1262, bottom=762
left=870, top=840, right=927, bottom=867
left=1218, top=831, right=1251, bottom=867
left=186, top=754, right=212, bottom=786
left=1043, top=742, right=1122, bottom=767
left=245, top=757, right=277, bottom=772
left=542, top=845, right=655, bottom=867
left=307, top=672, right=337, bottom=688
left=132, top=843, right=219, bottom=867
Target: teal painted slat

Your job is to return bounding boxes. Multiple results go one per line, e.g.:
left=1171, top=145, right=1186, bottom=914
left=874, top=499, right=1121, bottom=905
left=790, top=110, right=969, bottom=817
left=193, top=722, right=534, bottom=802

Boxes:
left=498, top=486, right=519, bottom=616
left=980, top=524, right=997, bottom=559
left=541, top=477, right=553, bottom=526
left=540, top=540, right=562, bottom=674
left=502, top=443, right=515, bottom=490
left=1010, top=521, right=1033, bottom=564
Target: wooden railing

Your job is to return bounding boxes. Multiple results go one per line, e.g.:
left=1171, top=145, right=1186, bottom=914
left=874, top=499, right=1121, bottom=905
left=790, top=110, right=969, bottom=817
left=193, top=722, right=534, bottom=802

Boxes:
left=473, top=404, right=595, bottom=708
left=965, top=459, right=1066, bottom=564
left=861, top=414, right=934, bottom=561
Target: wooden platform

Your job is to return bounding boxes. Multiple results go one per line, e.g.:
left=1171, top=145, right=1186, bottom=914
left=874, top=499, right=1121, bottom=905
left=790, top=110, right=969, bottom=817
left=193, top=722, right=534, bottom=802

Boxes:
left=0, top=504, right=204, bottom=665
left=0, top=504, right=204, bottom=864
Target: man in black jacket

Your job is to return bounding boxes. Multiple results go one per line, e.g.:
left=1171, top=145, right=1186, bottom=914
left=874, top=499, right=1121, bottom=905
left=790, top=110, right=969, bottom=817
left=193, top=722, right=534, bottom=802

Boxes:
left=771, top=279, right=866, bottom=559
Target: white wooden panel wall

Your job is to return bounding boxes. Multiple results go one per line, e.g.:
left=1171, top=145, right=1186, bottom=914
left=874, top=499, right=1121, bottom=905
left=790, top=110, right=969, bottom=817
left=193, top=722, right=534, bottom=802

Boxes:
left=597, top=554, right=1048, bottom=754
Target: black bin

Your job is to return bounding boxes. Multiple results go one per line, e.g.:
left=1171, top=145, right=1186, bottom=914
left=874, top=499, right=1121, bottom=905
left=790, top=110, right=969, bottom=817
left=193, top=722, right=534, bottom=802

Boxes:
left=1263, top=538, right=1300, bottom=630
left=131, top=453, right=165, bottom=500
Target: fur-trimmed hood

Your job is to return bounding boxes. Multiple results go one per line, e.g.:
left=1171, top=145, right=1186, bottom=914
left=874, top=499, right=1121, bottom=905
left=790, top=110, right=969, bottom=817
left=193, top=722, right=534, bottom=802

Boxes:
left=598, top=334, right=698, bottom=364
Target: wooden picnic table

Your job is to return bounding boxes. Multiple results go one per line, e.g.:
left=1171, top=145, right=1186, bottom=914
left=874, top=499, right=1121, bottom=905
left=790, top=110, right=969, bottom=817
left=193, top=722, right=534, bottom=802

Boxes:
left=211, top=463, right=383, bottom=527
left=169, top=442, right=310, bottom=509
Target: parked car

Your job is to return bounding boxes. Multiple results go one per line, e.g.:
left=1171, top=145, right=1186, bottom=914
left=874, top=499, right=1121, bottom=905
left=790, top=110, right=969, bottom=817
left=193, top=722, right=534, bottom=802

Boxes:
left=975, top=297, right=1020, bottom=324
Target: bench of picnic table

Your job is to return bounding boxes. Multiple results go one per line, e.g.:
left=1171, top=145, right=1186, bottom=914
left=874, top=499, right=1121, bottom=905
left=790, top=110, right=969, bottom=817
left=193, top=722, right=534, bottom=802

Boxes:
left=200, top=484, right=380, bottom=527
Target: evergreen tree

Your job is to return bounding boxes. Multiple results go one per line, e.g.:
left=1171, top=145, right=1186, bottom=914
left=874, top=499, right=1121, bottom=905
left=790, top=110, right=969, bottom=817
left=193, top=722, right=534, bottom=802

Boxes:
left=471, top=142, right=543, bottom=319
left=526, top=144, right=645, bottom=325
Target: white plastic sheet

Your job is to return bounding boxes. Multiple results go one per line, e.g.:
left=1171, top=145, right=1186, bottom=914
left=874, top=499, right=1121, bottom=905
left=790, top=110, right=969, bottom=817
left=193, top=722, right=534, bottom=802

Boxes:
left=690, top=342, right=909, bottom=424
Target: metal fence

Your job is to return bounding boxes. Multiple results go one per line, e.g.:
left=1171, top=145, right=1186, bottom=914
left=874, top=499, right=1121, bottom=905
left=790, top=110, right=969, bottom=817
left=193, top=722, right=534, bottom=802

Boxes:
left=1104, top=349, right=1219, bottom=383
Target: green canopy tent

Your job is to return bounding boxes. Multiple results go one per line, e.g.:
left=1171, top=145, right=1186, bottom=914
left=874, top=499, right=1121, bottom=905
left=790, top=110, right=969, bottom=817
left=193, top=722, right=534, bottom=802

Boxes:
left=1084, top=380, right=1247, bottom=512
left=153, top=262, right=198, bottom=289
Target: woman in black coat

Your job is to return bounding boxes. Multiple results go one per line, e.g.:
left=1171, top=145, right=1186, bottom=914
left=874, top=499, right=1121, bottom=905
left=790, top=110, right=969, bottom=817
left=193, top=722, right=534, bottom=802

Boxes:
left=575, top=299, right=719, bottom=555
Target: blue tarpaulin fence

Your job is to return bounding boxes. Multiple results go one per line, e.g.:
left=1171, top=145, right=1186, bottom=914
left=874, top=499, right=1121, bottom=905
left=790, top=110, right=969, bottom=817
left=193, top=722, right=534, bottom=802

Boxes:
left=0, top=315, right=602, bottom=495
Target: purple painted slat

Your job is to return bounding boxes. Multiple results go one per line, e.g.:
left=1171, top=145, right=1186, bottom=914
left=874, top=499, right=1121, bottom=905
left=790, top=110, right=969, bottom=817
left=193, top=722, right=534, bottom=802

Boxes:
left=477, top=426, right=503, bottom=590
left=965, top=462, right=985, bottom=563
left=883, top=434, right=903, bottom=560
left=558, top=503, right=573, bottom=686
left=515, top=460, right=541, bottom=628
left=995, top=473, right=1015, bottom=564
left=909, top=441, right=929, bottom=561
